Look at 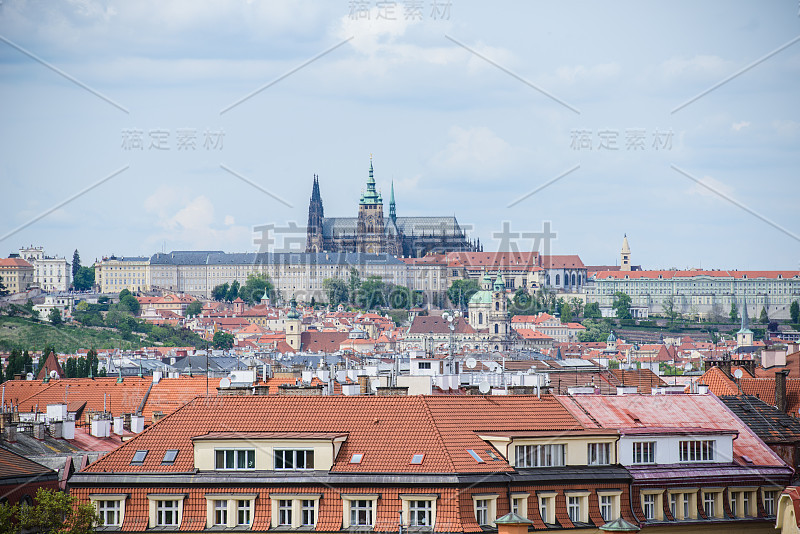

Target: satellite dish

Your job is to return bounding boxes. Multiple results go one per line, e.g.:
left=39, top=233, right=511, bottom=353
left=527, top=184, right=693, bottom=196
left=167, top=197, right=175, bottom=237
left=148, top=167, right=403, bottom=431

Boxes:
left=495, top=367, right=502, bottom=374
left=466, top=357, right=477, bottom=369
left=50, top=370, right=58, bottom=379
left=219, top=377, right=231, bottom=389
left=26, top=372, right=34, bottom=381
left=684, top=363, right=693, bottom=371
left=478, top=381, right=491, bottom=394
left=370, top=379, right=380, bottom=392
left=733, top=369, right=744, bottom=379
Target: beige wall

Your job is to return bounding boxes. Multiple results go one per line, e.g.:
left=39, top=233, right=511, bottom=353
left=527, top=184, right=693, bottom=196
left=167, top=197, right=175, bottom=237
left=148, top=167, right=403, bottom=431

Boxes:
left=193, top=439, right=341, bottom=471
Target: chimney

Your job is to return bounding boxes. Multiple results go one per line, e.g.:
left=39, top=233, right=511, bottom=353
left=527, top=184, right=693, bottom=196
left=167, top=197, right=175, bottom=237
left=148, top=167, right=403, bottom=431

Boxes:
left=776, top=370, right=789, bottom=413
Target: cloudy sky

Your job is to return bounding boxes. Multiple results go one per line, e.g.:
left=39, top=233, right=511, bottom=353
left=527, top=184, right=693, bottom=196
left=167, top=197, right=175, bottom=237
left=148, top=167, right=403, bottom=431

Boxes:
left=0, top=0, right=798, bottom=270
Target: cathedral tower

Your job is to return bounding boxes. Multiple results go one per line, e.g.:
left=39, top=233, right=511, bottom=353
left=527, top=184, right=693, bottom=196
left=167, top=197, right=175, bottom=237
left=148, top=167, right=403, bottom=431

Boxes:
left=306, top=175, right=325, bottom=253
left=356, top=157, right=386, bottom=254
left=620, top=234, right=631, bottom=271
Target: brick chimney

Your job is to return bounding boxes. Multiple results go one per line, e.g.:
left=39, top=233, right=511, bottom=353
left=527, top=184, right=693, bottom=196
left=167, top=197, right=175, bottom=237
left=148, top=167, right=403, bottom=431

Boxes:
left=776, top=370, right=789, bottom=413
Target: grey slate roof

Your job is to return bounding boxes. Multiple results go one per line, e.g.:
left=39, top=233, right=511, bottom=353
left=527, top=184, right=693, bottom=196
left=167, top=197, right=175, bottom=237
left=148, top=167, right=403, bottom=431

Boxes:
left=321, top=216, right=465, bottom=237
left=149, top=251, right=405, bottom=266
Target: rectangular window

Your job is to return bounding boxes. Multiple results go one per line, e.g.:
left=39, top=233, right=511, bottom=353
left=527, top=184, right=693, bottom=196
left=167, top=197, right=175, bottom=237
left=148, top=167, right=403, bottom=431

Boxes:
left=567, top=496, right=580, bottom=523
left=642, top=494, right=655, bottom=520
left=409, top=500, right=432, bottom=527
left=156, top=500, right=180, bottom=527
left=301, top=500, right=316, bottom=526
left=588, top=443, right=610, bottom=465
left=764, top=490, right=777, bottom=516
left=679, top=440, right=714, bottom=462
left=742, top=491, right=751, bottom=517
left=418, top=362, right=431, bottom=370
left=475, top=499, right=489, bottom=526
left=98, top=500, right=121, bottom=527
left=131, top=450, right=148, bottom=465
left=278, top=500, right=293, bottom=526
left=703, top=493, right=716, bottom=518
left=274, top=449, right=314, bottom=470
left=214, top=500, right=227, bottom=526
left=632, top=442, right=655, bottom=464
left=539, top=497, right=550, bottom=524
left=350, top=500, right=373, bottom=527
left=215, top=449, right=255, bottom=470
left=511, top=498, right=524, bottom=517
left=683, top=494, right=690, bottom=520
left=600, top=495, right=613, bottom=522
left=515, top=444, right=566, bottom=467
left=238, top=500, right=252, bottom=526
left=730, top=491, right=738, bottom=517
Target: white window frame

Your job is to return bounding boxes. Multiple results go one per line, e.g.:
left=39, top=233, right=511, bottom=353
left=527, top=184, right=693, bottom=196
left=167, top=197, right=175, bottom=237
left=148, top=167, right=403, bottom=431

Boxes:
left=214, top=448, right=256, bottom=470
left=597, top=490, right=622, bottom=522
left=400, top=494, right=437, bottom=530
left=639, top=490, right=664, bottom=521
left=763, top=488, right=780, bottom=517
left=471, top=494, right=499, bottom=526
left=269, top=494, right=321, bottom=529
left=147, top=495, right=186, bottom=529
left=565, top=491, right=589, bottom=524
left=90, top=494, right=126, bottom=528
left=204, top=494, right=258, bottom=529
left=588, top=442, right=611, bottom=465
left=702, top=489, right=723, bottom=519
left=274, top=449, right=315, bottom=470
left=510, top=492, right=529, bottom=519
left=632, top=442, right=655, bottom=464
left=728, top=487, right=756, bottom=518
left=515, top=444, right=566, bottom=467
left=537, top=492, right=556, bottom=524
left=679, top=440, right=715, bottom=462
left=342, top=494, right=379, bottom=530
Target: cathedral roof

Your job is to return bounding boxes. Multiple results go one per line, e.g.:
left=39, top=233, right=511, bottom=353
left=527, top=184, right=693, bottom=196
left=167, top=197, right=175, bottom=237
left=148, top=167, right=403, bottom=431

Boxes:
left=321, top=216, right=465, bottom=238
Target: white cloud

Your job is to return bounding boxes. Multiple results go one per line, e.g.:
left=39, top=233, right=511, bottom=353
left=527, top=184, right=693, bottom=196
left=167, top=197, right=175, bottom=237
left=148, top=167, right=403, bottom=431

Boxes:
left=654, top=54, right=734, bottom=82
left=731, top=121, right=750, bottom=132
left=772, top=119, right=800, bottom=136
left=688, top=175, right=735, bottom=201
left=551, top=62, right=621, bottom=85
left=432, top=126, right=523, bottom=177
left=143, top=186, right=249, bottom=250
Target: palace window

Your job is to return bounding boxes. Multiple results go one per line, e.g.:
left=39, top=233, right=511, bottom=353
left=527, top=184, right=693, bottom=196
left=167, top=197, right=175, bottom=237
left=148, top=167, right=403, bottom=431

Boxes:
left=515, top=444, right=565, bottom=467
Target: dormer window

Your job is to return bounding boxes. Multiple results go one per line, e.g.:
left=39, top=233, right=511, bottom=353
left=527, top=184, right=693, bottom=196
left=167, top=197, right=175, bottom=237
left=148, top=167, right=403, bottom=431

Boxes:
left=679, top=440, right=714, bottom=462
left=215, top=449, right=255, bottom=470
left=275, top=449, right=314, bottom=470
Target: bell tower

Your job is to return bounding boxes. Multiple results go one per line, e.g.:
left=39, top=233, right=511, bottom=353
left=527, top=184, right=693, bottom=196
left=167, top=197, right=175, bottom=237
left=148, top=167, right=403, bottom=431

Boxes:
left=356, top=156, right=385, bottom=254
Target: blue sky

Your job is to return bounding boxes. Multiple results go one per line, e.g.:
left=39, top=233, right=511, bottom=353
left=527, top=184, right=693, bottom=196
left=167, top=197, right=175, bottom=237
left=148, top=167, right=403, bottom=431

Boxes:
left=0, top=0, right=798, bottom=269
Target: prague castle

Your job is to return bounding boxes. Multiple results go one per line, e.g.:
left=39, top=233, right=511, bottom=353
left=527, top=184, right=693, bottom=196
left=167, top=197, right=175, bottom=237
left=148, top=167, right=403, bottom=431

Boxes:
left=305, top=158, right=479, bottom=257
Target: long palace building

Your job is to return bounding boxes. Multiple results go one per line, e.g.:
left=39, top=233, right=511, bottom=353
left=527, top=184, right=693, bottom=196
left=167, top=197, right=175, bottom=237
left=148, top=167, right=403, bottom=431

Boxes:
left=305, top=158, right=479, bottom=257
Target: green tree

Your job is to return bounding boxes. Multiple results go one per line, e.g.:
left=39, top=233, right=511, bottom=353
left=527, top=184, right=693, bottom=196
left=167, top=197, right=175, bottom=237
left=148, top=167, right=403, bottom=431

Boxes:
left=759, top=307, right=769, bottom=324
left=237, top=274, right=274, bottom=305
left=72, top=249, right=81, bottom=281
left=213, top=331, right=234, bottom=350
left=662, top=296, right=677, bottom=323
left=5, top=349, right=21, bottom=380
left=0, top=276, right=9, bottom=297
left=569, top=297, right=584, bottom=320
left=386, top=285, right=418, bottom=309
left=119, top=294, right=140, bottom=315
left=510, top=288, right=537, bottom=315
left=558, top=299, right=574, bottom=323
left=612, top=292, right=632, bottom=320
left=212, top=283, right=229, bottom=301
left=226, top=280, right=240, bottom=302
left=48, top=307, right=63, bottom=325
left=17, top=487, right=98, bottom=534
left=729, top=302, right=739, bottom=323
left=447, top=279, right=480, bottom=310
left=73, top=266, right=95, bottom=291
left=185, top=300, right=203, bottom=317
left=348, top=268, right=361, bottom=304
left=791, top=301, right=800, bottom=324
left=355, top=276, right=387, bottom=310
left=323, top=278, right=349, bottom=307
left=584, top=302, right=602, bottom=319
left=118, top=289, right=131, bottom=301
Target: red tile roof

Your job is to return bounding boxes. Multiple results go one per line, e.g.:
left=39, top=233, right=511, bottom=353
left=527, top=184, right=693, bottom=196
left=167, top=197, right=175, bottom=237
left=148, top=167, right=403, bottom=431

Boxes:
left=83, top=395, right=584, bottom=475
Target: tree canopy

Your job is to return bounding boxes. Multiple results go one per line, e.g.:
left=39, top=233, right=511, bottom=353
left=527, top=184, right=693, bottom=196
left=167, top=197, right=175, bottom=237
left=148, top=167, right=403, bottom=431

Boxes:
left=447, top=279, right=480, bottom=310
left=612, top=292, right=632, bottom=320
left=73, top=266, right=95, bottom=291
left=1, top=487, right=98, bottom=534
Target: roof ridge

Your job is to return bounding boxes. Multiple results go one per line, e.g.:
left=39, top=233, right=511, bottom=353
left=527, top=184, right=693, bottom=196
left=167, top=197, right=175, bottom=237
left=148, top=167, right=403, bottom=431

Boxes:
left=419, top=396, right=457, bottom=473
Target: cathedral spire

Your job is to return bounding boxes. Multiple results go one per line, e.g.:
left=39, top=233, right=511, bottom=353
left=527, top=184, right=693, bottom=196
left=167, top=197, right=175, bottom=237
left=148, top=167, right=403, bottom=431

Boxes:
left=389, top=180, right=396, bottom=221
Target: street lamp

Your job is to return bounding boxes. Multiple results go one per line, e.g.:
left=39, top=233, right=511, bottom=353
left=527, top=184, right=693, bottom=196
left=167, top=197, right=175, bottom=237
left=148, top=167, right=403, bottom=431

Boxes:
left=442, top=310, right=461, bottom=375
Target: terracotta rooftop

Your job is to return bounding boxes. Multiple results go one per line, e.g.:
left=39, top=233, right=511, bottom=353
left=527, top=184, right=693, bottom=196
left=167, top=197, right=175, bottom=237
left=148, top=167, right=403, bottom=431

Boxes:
left=82, top=395, right=585, bottom=475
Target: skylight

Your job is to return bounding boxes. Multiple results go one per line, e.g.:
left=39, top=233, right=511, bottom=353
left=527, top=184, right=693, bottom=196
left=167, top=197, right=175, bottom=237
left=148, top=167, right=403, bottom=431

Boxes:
left=131, top=450, right=148, bottom=465
left=161, top=450, right=179, bottom=465
left=350, top=453, right=364, bottom=464
left=410, top=453, right=425, bottom=465
left=467, top=449, right=484, bottom=463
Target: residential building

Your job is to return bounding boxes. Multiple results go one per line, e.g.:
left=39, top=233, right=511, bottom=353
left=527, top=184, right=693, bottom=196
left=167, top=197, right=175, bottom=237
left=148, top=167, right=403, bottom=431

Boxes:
left=0, top=257, right=34, bottom=294
left=95, top=256, right=150, bottom=293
